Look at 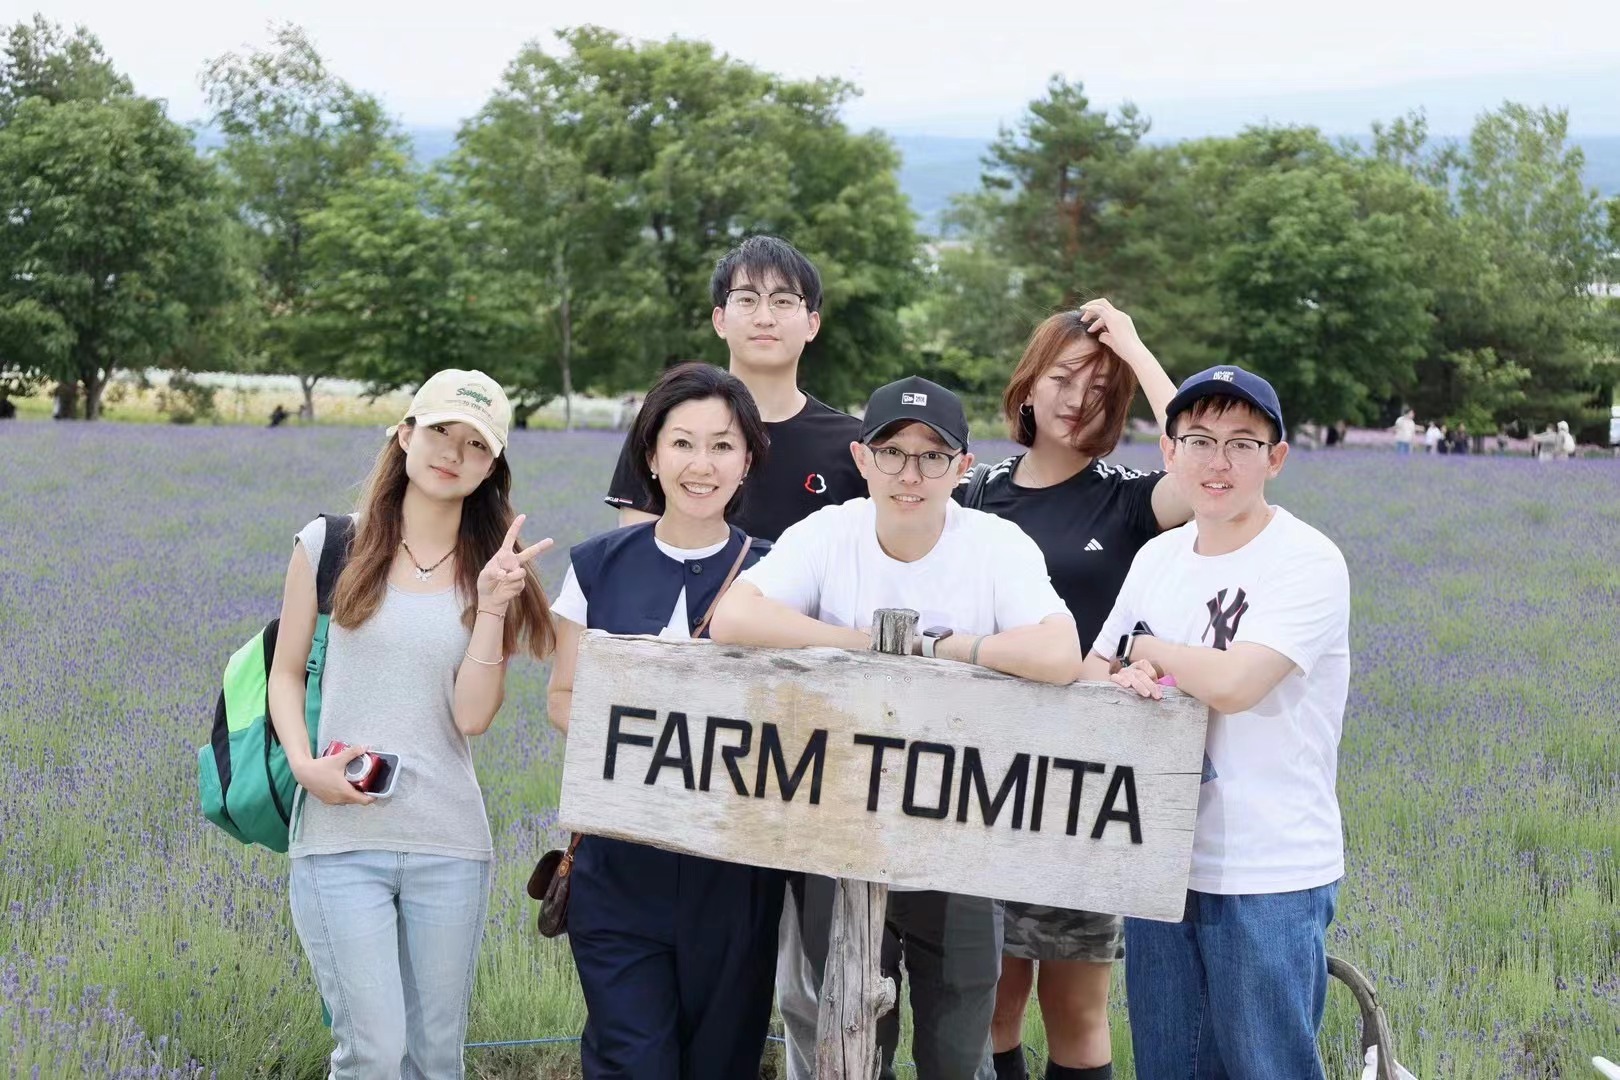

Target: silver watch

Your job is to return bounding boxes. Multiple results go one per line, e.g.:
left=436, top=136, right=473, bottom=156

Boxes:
left=921, top=625, right=954, bottom=659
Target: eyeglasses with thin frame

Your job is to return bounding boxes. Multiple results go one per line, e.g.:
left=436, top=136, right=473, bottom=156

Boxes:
left=726, top=288, right=805, bottom=317
left=1171, top=434, right=1274, bottom=465
left=869, top=445, right=961, bottom=479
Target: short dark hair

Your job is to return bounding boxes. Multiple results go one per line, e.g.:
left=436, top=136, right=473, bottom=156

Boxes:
left=1170, top=395, right=1282, bottom=443
left=628, top=362, right=770, bottom=517
left=709, top=235, right=823, bottom=314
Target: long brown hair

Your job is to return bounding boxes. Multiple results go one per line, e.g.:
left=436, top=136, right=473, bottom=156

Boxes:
left=332, top=423, right=556, bottom=661
left=1001, top=310, right=1138, bottom=459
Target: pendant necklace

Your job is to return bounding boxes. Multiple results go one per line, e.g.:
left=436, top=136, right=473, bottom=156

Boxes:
left=400, top=541, right=453, bottom=582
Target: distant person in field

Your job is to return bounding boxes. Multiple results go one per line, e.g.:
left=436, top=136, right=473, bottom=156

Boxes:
left=957, top=301, right=1191, bottom=1080
left=1557, top=420, right=1576, bottom=459
left=600, top=235, right=878, bottom=1080
left=1449, top=422, right=1470, bottom=455
left=1424, top=421, right=1442, bottom=454
left=0, top=397, right=15, bottom=420
left=547, top=363, right=781, bottom=1078
left=1392, top=409, right=1416, bottom=455
left=1535, top=420, right=1561, bottom=459
left=269, top=404, right=289, bottom=427
left=1083, top=365, right=1350, bottom=1080
left=712, top=375, right=1085, bottom=1080
left=268, top=369, right=556, bottom=1078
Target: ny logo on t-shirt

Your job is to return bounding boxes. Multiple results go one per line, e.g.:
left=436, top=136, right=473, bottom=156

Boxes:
left=1202, top=587, right=1249, bottom=650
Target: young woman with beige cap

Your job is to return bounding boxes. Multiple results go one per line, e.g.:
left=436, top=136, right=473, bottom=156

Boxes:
left=266, top=368, right=556, bottom=1078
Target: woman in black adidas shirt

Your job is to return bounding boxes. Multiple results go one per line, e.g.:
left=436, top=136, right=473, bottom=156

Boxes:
left=963, top=300, right=1191, bottom=1080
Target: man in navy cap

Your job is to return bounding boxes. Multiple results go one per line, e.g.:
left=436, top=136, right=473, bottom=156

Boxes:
left=713, top=375, right=1085, bottom=1079
left=1079, top=365, right=1351, bottom=1080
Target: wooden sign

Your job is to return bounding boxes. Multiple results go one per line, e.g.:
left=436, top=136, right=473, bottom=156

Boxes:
left=557, top=633, right=1209, bottom=922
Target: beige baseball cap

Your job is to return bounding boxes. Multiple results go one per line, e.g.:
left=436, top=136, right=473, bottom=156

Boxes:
left=390, top=369, right=512, bottom=455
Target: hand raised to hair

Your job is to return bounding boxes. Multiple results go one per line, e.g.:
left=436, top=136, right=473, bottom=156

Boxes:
left=1079, top=298, right=1153, bottom=370
left=477, top=514, right=553, bottom=609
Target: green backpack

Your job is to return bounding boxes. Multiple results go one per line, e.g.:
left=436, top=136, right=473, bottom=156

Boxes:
left=198, top=514, right=355, bottom=852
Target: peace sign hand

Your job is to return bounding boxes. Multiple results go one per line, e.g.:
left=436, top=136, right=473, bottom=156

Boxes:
left=477, top=514, right=553, bottom=609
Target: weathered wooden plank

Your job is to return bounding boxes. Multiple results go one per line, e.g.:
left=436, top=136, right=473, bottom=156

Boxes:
left=817, top=608, right=911, bottom=1080
left=557, top=632, right=1208, bottom=922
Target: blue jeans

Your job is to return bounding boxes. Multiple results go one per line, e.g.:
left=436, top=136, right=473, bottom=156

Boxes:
left=1124, top=882, right=1339, bottom=1080
left=290, top=850, right=491, bottom=1080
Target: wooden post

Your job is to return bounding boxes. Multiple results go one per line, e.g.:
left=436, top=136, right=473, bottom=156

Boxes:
left=814, top=608, right=914, bottom=1079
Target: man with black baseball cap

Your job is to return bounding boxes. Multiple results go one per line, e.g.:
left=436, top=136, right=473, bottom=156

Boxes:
left=712, top=375, right=1084, bottom=1078
left=1077, top=364, right=1351, bottom=1080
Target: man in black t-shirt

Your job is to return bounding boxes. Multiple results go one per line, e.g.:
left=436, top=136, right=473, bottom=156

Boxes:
left=603, top=236, right=875, bottom=1080
left=604, top=235, right=866, bottom=542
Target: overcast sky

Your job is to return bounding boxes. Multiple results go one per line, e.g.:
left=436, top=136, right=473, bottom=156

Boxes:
left=24, top=0, right=1620, bottom=136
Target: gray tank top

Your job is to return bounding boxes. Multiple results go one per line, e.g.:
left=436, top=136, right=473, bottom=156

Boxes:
left=289, top=515, right=492, bottom=862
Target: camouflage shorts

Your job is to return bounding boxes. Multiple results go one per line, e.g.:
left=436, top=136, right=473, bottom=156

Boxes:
left=1000, top=901, right=1124, bottom=963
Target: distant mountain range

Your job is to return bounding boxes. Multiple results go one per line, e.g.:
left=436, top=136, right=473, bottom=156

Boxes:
left=392, top=125, right=1620, bottom=234
left=884, top=134, right=1620, bottom=231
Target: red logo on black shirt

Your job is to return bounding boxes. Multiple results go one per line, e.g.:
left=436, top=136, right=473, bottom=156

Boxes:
left=804, top=473, right=827, bottom=495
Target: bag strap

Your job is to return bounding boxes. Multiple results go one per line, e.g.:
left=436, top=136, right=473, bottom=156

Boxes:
left=962, top=463, right=993, bottom=510
left=692, top=534, right=753, bottom=639
left=314, top=514, right=355, bottom=615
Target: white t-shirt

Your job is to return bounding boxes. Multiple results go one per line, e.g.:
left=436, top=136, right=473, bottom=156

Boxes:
left=1393, top=415, right=1416, bottom=443
left=740, top=498, right=1072, bottom=638
left=1424, top=424, right=1442, bottom=449
left=552, top=535, right=730, bottom=638
left=1094, top=507, right=1350, bottom=896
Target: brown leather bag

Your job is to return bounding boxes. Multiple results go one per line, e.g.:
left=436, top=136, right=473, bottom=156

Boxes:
left=526, top=832, right=581, bottom=938
left=526, top=535, right=753, bottom=937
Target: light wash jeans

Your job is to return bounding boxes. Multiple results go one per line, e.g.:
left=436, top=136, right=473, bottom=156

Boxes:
left=1124, top=881, right=1340, bottom=1080
left=290, top=850, right=491, bottom=1080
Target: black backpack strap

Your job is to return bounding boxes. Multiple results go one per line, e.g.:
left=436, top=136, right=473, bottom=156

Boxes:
left=314, top=514, right=356, bottom=615
left=962, top=463, right=993, bottom=510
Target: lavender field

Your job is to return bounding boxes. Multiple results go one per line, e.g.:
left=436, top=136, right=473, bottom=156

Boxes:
left=2, top=423, right=1616, bottom=1078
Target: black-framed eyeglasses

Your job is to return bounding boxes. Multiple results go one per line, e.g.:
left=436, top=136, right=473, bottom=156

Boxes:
left=869, top=446, right=961, bottom=479
left=1171, top=434, right=1274, bottom=464
left=726, top=288, right=805, bottom=317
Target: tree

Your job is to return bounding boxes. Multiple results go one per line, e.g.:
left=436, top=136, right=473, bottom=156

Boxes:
left=0, top=88, right=239, bottom=418
left=453, top=67, right=642, bottom=428
left=457, top=27, right=921, bottom=408
left=1386, top=106, right=1608, bottom=432
left=960, top=77, right=1149, bottom=311
left=0, top=15, right=129, bottom=123
left=302, top=172, right=536, bottom=394
left=1209, top=144, right=1438, bottom=430
left=202, top=24, right=408, bottom=418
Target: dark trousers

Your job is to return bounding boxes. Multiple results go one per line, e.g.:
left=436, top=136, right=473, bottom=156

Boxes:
left=789, top=873, right=1002, bottom=1080
left=569, top=837, right=786, bottom=1079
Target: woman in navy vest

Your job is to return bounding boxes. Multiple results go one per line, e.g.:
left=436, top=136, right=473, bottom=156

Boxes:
left=546, top=362, right=780, bottom=1079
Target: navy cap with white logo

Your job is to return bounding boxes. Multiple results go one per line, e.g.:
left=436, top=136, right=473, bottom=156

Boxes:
left=1166, top=365, right=1285, bottom=441
left=860, top=376, right=969, bottom=451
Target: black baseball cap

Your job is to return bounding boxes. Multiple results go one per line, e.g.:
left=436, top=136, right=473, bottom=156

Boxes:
left=860, top=376, right=969, bottom=451
left=1166, top=365, right=1285, bottom=441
